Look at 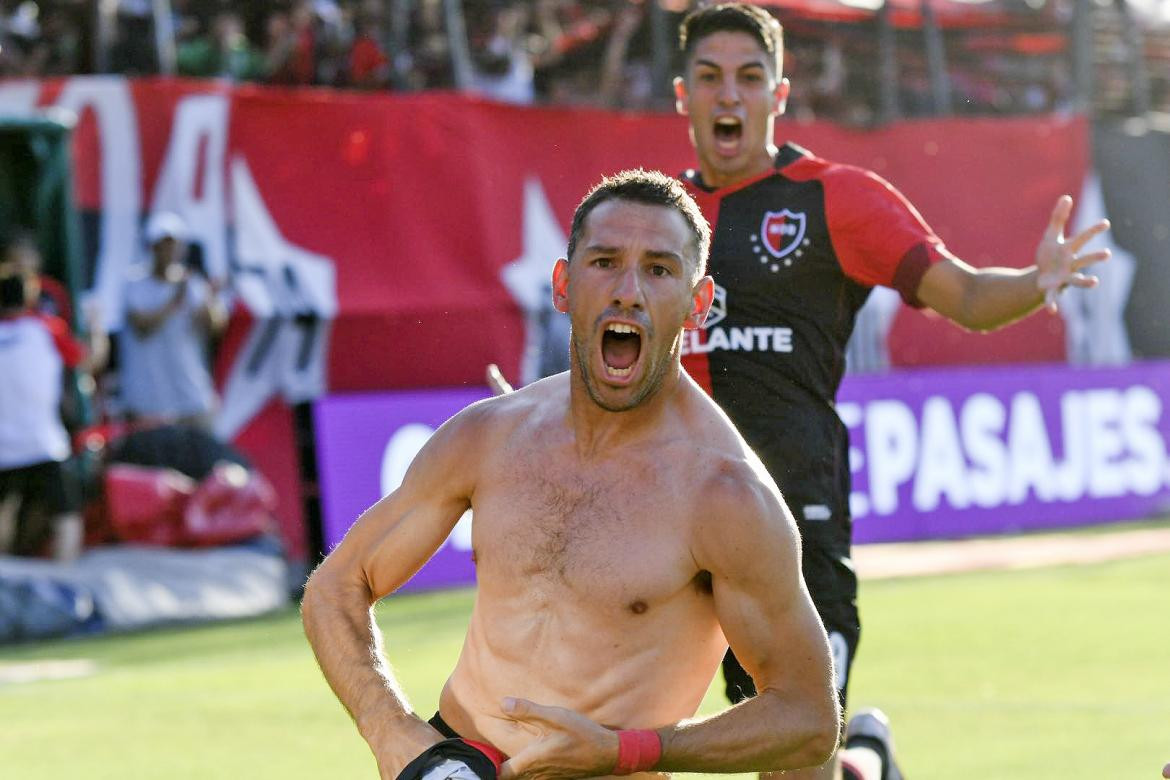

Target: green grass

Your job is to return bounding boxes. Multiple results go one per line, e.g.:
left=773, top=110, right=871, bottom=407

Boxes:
left=2, top=553, right=1168, bottom=779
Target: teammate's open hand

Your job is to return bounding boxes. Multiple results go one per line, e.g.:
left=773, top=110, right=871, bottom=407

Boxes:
left=1034, top=194, right=1111, bottom=313
left=497, top=697, right=619, bottom=780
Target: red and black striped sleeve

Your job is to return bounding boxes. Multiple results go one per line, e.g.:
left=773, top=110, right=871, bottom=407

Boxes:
left=819, top=165, right=956, bottom=307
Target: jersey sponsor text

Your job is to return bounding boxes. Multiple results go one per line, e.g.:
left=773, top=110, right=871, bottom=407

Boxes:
left=681, top=325, right=793, bottom=355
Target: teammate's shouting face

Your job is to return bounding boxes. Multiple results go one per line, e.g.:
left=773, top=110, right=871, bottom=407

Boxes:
left=675, top=29, right=790, bottom=189
left=554, top=198, right=711, bottom=413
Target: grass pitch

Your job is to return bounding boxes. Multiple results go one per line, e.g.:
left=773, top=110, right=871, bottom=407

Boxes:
left=1, top=552, right=1167, bottom=779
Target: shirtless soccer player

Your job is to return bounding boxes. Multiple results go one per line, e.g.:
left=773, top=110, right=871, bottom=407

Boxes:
left=302, top=170, right=840, bottom=780
left=672, top=5, right=1112, bottom=779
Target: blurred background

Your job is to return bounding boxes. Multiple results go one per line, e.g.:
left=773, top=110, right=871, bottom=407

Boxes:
left=0, top=1, right=1167, bottom=777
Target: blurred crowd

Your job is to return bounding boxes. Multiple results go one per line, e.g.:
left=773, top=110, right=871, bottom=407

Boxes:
left=0, top=0, right=1166, bottom=119
left=0, top=0, right=683, bottom=107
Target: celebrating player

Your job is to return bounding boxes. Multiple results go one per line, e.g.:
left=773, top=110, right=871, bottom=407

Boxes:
left=672, top=4, right=1111, bottom=779
left=303, top=170, right=840, bottom=780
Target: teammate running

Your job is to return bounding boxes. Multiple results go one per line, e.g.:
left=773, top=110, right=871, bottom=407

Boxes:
left=303, top=170, right=839, bottom=780
left=672, top=5, right=1111, bottom=779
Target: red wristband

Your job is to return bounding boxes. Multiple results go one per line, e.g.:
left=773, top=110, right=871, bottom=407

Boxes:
left=613, top=729, right=662, bottom=775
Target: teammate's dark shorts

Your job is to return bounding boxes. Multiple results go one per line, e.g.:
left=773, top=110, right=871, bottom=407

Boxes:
left=0, top=459, right=80, bottom=555
left=723, top=505, right=860, bottom=712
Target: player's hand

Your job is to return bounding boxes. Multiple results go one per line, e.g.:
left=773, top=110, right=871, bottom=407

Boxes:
left=486, top=364, right=514, bottom=396
left=497, top=698, right=618, bottom=780
left=1034, top=194, right=1111, bottom=313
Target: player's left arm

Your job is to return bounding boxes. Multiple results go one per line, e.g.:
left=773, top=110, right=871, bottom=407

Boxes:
left=915, top=195, right=1111, bottom=331
left=653, top=463, right=840, bottom=773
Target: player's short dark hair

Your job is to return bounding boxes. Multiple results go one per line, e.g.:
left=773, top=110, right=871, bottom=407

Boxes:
left=678, top=3, right=783, bottom=76
left=567, top=169, right=710, bottom=277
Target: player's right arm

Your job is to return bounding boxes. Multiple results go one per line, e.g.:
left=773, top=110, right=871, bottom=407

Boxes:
left=301, top=401, right=493, bottom=778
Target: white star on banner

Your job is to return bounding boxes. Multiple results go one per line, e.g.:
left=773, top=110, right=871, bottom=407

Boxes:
left=1061, top=171, right=1135, bottom=366
left=500, top=178, right=569, bottom=385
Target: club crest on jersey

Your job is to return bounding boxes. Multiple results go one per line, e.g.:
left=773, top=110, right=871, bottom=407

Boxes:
left=760, top=210, right=806, bottom=260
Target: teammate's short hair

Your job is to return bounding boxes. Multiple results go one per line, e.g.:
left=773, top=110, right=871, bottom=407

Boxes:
left=678, top=3, right=783, bottom=76
left=567, top=169, right=711, bottom=278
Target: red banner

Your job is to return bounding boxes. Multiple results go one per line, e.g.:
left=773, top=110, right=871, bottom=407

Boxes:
left=0, top=77, right=1090, bottom=559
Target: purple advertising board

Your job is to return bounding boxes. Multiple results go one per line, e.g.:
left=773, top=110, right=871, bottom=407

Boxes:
left=313, top=388, right=489, bottom=590
left=843, top=360, right=1170, bottom=542
left=314, top=360, right=1170, bottom=590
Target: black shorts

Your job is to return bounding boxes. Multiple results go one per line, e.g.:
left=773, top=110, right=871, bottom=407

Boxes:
left=0, top=459, right=80, bottom=555
left=397, top=713, right=504, bottom=780
left=429, top=712, right=462, bottom=739
left=0, top=459, right=80, bottom=514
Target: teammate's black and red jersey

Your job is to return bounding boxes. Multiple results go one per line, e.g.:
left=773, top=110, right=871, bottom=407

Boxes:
left=681, top=143, right=954, bottom=553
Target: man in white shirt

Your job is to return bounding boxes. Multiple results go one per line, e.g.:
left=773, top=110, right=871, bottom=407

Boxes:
left=118, top=212, right=227, bottom=431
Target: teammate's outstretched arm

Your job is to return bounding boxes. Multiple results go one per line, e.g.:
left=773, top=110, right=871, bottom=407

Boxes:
left=916, top=195, right=1110, bottom=331
left=302, top=402, right=490, bottom=779
left=658, top=462, right=841, bottom=773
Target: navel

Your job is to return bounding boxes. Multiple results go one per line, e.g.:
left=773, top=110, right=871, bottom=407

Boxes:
left=628, top=599, right=648, bottom=615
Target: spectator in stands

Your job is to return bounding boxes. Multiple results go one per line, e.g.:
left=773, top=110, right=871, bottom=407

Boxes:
left=177, top=10, right=266, bottom=81
left=598, top=2, right=648, bottom=109
left=4, top=231, right=73, bottom=323
left=110, top=0, right=158, bottom=74
left=267, top=0, right=318, bottom=85
left=23, top=2, right=86, bottom=76
left=347, top=2, right=392, bottom=89
left=118, top=212, right=226, bottom=432
left=467, top=3, right=536, bottom=104
left=0, top=231, right=105, bottom=561
left=0, top=0, right=39, bottom=75
left=404, top=0, right=455, bottom=90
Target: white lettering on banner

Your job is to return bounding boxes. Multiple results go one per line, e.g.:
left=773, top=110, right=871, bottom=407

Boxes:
left=214, top=157, right=338, bottom=440
left=863, top=399, right=918, bottom=515
left=53, top=78, right=143, bottom=331
left=843, top=383, right=1170, bottom=517
left=380, top=424, right=472, bottom=551
left=1123, top=386, right=1165, bottom=495
left=913, top=397, right=969, bottom=511
left=1085, top=389, right=1127, bottom=498
left=151, top=94, right=230, bottom=280
left=1006, top=392, right=1058, bottom=503
left=960, top=393, right=1008, bottom=508
left=0, top=76, right=339, bottom=439
left=0, top=79, right=40, bottom=111
left=1054, top=392, right=1087, bottom=501
left=836, top=402, right=868, bottom=518
left=681, top=326, right=794, bottom=355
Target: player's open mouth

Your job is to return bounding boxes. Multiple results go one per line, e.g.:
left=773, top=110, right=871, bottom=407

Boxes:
left=713, top=117, right=742, bottom=155
left=601, top=322, right=642, bottom=380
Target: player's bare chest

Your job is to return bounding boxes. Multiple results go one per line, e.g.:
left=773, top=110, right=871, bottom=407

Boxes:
left=472, top=452, right=693, bottom=591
